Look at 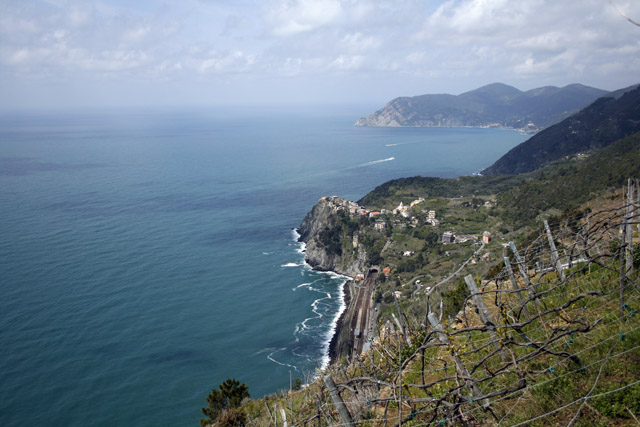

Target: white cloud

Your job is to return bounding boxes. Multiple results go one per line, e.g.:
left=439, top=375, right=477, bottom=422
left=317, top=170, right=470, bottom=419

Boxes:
left=329, top=54, right=364, bottom=71
left=2, top=0, right=640, bottom=107
left=198, top=51, right=257, bottom=74
left=267, top=0, right=343, bottom=36
left=340, top=32, right=381, bottom=53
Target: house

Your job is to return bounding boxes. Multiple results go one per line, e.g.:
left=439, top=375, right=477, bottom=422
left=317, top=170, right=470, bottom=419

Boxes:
left=374, top=221, right=387, bottom=231
left=382, top=267, right=391, bottom=276
left=442, top=231, right=455, bottom=244
left=426, top=210, right=439, bottom=226
left=403, top=250, right=414, bottom=257
left=483, top=231, right=491, bottom=244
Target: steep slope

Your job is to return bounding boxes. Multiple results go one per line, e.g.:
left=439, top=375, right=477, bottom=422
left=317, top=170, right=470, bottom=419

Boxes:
left=483, top=84, right=640, bottom=175
left=355, top=83, right=607, bottom=131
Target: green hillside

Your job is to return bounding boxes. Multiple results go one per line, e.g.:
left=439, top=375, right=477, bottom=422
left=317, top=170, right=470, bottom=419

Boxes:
left=483, top=85, right=640, bottom=175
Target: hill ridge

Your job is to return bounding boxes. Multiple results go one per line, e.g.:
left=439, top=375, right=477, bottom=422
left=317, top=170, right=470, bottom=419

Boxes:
left=483, top=83, right=640, bottom=175
left=355, top=83, right=608, bottom=132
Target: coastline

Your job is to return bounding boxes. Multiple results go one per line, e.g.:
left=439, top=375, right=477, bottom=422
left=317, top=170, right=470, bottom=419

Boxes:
left=293, top=228, right=353, bottom=371
left=327, top=280, right=351, bottom=365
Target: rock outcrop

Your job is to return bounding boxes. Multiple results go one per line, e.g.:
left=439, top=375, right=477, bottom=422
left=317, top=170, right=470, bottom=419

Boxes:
left=298, top=197, right=367, bottom=277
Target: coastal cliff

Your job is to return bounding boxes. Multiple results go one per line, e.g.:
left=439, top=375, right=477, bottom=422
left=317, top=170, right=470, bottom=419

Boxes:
left=298, top=196, right=368, bottom=278
left=298, top=196, right=373, bottom=363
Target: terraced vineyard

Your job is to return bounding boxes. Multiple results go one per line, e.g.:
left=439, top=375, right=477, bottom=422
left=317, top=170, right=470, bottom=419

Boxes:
left=233, top=186, right=640, bottom=426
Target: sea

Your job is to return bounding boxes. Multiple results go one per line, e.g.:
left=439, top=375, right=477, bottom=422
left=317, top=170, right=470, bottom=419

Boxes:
left=0, top=106, right=527, bottom=426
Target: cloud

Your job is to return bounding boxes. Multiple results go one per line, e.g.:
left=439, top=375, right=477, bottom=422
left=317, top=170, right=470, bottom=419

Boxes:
left=2, top=0, right=640, bottom=108
left=267, top=0, right=343, bottom=36
left=329, top=54, right=364, bottom=71
left=197, top=50, right=257, bottom=74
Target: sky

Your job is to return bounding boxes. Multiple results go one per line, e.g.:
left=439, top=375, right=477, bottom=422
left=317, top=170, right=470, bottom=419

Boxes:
left=1, top=0, right=640, bottom=109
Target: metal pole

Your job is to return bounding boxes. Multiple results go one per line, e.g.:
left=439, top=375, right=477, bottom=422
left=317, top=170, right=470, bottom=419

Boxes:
left=544, top=220, right=566, bottom=282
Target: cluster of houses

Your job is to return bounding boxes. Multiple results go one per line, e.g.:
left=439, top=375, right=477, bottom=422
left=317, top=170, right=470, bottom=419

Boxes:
left=322, top=196, right=370, bottom=216
left=326, top=196, right=493, bottom=246
left=324, top=196, right=436, bottom=231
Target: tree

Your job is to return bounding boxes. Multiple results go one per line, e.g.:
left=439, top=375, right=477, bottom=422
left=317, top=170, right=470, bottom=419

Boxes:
left=201, top=378, right=250, bottom=426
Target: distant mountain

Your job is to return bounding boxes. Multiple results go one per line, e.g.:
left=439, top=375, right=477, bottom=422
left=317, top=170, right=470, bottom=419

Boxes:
left=355, top=83, right=608, bottom=132
left=483, top=84, right=640, bottom=175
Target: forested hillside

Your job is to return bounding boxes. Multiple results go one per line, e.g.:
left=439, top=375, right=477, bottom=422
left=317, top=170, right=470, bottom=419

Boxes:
left=483, top=85, right=640, bottom=175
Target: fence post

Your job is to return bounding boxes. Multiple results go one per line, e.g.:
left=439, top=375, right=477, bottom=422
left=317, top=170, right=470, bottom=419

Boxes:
left=464, top=275, right=504, bottom=360
left=428, top=313, right=490, bottom=408
left=626, top=178, right=635, bottom=277
left=636, top=178, right=640, bottom=242
left=323, top=375, right=355, bottom=427
left=509, top=242, right=533, bottom=290
left=264, top=401, right=275, bottom=426
left=504, top=257, right=531, bottom=320
left=316, top=397, right=322, bottom=427
left=620, top=184, right=629, bottom=320
left=544, top=220, right=566, bottom=282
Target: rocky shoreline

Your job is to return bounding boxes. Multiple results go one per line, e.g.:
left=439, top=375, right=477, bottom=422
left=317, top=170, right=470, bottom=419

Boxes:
left=298, top=196, right=375, bottom=367
left=327, top=280, right=351, bottom=365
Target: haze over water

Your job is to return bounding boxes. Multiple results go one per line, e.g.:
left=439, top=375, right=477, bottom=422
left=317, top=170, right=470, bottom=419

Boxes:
left=0, top=107, right=527, bottom=426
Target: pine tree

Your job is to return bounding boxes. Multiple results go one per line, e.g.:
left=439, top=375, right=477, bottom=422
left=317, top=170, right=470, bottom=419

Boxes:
left=201, top=378, right=250, bottom=426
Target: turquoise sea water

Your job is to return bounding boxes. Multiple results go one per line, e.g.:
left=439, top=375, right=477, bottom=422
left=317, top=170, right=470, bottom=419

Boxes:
left=0, top=107, right=527, bottom=426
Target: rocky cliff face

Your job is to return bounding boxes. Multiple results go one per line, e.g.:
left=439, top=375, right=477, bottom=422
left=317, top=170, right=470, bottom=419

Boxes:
left=298, top=197, right=367, bottom=277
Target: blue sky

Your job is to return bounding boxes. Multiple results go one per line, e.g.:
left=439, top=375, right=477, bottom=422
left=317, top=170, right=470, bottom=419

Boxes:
left=1, top=0, right=639, bottom=109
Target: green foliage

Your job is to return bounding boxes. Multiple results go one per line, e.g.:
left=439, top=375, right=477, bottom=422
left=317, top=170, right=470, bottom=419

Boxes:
left=591, top=383, right=640, bottom=418
left=359, top=175, right=524, bottom=208
left=485, top=259, right=505, bottom=280
left=201, top=378, right=250, bottom=426
left=412, top=226, right=439, bottom=246
left=531, top=374, right=578, bottom=411
left=360, top=233, right=386, bottom=265
left=497, top=132, right=640, bottom=226
left=318, top=224, right=343, bottom=256
left=292, top=377, right=303, bottom=391
left=441, top=279, right=470, bottom=320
